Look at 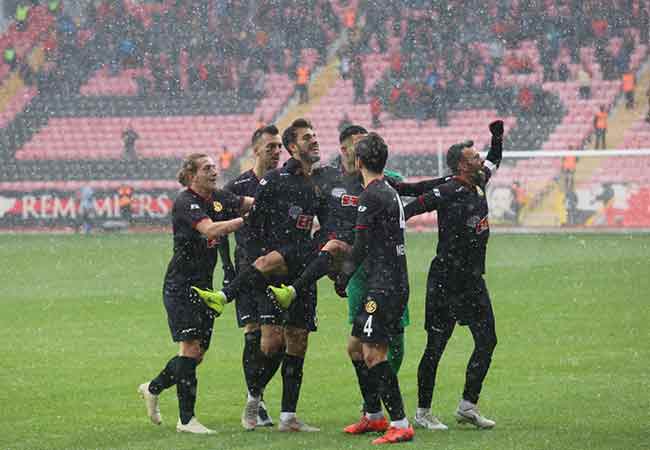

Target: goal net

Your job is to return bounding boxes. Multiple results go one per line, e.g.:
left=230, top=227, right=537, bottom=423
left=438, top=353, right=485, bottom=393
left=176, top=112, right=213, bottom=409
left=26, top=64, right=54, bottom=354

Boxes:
left=406, top=149, right=650, bottom=232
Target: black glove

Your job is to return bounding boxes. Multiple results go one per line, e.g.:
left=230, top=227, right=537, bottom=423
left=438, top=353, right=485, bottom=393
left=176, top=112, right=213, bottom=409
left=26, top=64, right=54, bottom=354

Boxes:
left=489, top=120, right=504, bottom=138
left=334, top=272, right=351, bottom=298
left=222, top=264, right=236, bottom=288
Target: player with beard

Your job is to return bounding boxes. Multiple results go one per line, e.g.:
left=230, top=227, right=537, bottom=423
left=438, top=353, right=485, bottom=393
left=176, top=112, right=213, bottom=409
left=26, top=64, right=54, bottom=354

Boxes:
left=268, top=126, right=449, bottom=432
left=222, top=125, right=282, bottom=429
left=193, top=118, right=325, bottom=432
left=404, top=120, right=504, bottom=430
left=138, top=153, right=253, bottom=433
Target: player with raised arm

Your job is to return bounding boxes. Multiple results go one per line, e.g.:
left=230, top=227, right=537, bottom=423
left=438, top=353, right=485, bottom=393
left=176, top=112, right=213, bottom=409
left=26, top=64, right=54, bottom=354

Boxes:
left=267, top=125, right=448, bottom=431
left=404, top=120, right=504, bottom=430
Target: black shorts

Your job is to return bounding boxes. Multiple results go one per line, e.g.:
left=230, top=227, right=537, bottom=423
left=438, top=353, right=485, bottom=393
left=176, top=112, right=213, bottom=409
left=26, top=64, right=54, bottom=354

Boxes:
left=276, top=241, right=318, bottom=278
left=259, top=277, right=318, bottom=332
left=163, top=284, right=215, bottom=350
left=351, top=290, right=407, bottom=344
left=425, top=259, right=493, bottom=328
left=234, top=247, right=260, bottom=327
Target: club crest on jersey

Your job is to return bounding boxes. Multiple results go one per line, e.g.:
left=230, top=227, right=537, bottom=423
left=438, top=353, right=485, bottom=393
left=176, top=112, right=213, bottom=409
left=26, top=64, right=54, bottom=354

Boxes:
left=358, top=205, right=367, bottom=212
left=341, top=194, right=359, bottom=207
left=331, top=187, right=346, bottom=198
left=190, top=203, right=200, bottom=210
left=289, top=205, right=303, bottom=219
left=213, top=201, right=223, bottom=212
left=365, top=299, right=377, bottom=314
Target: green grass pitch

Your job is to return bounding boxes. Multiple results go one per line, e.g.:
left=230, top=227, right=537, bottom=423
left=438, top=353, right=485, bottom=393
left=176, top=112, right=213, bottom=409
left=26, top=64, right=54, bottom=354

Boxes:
left=1, top=233, right=649, bottom=449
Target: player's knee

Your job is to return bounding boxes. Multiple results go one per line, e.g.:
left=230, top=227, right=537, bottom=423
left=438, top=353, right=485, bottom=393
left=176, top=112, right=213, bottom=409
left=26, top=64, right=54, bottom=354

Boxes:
left=347, top=339, right=363, bottom=360
left=179, top=340, right=202, bottom=360
left=260, top=336, right=283, bottom=355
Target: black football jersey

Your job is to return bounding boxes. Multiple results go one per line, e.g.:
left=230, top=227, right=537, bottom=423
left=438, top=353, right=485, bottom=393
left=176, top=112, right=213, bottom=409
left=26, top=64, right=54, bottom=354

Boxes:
left=164, top=188, right=242, bottom=289
left=356, top=178, right=409, bottom=294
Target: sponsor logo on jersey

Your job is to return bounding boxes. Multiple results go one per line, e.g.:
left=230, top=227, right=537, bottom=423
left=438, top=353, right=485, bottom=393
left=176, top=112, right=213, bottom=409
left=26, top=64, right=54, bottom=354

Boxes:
left=341, top=194, right=359, bottom=207
left=213, top=201, right=223, bottom=212
left=395, top=243, right=406, bottom=255
left=434, top=188, right=442, bottom=197
left=260, top=178, right=268, bottom=185
left=365, top=299, right=377, bottom=314
left=190, top=203, right=200, bottom=210
left=296, top=214, right=314, bottom=230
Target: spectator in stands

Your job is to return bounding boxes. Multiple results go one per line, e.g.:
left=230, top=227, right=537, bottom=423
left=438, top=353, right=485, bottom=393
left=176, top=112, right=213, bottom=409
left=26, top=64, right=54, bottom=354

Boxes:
left=518, top=85, right=535, bottom=115
left=594, top=105, right=608, bottom=149
left=219, top=145, right=235, bottom=181
left=338, top=47, right=351, bottom=80
left=15, top=2, right=29, bottom=31
left=3, top=47, right=17, bottom=70
left=577, top=65, right=592, bottom=100
left=622, top=71, right=635, bottom=110
left=370, top=95, right=382, bottom=128
left=351, top=56, right=365, bottom=104
left=296, top=62, right=309, bottom=104
left=122, top=127, right=139, bottom=160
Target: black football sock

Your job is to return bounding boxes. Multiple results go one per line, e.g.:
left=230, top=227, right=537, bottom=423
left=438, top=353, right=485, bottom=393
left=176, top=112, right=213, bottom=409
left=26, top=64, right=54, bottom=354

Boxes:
left=370, top=360, right=406, bottom=421
left=259, top=350, right=284, bottom=392
left=149, top=355, right=180, bottom=395
left=292, top=251, right=333, bottom=294
left=176, top=356, right=198, bottom=425
left=352, top=359, right=381, bottom=414
left=418, top=328, right=452, bottom=409
left=243, top=330, right=263, bottom=397
left=223, top=265, right=267, bottom=301
left=281, top=354, right=304, bottom=413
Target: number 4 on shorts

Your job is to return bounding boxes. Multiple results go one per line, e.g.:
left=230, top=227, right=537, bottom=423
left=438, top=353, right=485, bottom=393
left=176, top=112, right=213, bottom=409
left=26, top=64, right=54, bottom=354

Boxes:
left=363, top=315, right=373, bottom=337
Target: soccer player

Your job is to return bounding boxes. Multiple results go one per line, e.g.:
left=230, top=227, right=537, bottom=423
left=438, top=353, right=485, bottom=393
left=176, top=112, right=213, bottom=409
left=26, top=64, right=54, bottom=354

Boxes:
left=194, top=118, right=325, bottom=432
left=334, top=132, right=414, bottom=444
left=269, top=125, right=448, bottom=430
left=138, top=153, right=253, bottom=433
left=222, top=125, right=283, bottom=429
left=404, top=120, right=504, bottom=430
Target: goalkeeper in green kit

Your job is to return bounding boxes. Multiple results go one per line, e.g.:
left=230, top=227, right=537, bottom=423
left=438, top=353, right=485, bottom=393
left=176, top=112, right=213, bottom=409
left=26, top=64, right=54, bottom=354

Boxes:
left=268, top=126, right=448, bottom=430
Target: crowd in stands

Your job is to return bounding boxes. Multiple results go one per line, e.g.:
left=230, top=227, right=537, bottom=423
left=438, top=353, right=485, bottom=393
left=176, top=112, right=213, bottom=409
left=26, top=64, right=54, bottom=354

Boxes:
left=333, top=0, right=650, bottom=127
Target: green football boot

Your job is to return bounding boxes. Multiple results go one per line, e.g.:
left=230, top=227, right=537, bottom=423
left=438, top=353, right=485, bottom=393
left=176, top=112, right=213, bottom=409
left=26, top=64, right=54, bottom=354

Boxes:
left=267, top=284, right=296, bottom=310
left=191, top=286, right=227, bottom=316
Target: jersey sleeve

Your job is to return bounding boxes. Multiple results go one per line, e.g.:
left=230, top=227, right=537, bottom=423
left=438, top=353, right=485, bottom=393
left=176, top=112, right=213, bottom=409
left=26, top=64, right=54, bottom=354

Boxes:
left=391, top=176, right=451, bottom=196
left=355, top=189, right=383, bottom=231
left=404, top=183, right=454, bottom=220
left=176, top=193, right=210, bottom=229
left=219, top=189, right=244, bottom=218
left=246, top=172, right=275, bottom=230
